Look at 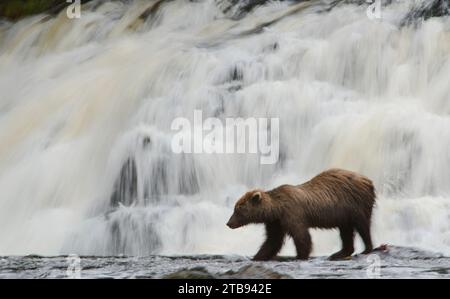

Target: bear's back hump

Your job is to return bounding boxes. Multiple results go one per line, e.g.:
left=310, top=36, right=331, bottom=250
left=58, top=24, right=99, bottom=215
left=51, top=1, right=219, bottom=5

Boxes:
left=298, top=168, right=375, bottom=204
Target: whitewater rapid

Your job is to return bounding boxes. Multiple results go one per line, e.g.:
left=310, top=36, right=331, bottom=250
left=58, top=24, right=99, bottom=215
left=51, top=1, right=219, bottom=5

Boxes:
left=0, top=0, right=450, bottom=257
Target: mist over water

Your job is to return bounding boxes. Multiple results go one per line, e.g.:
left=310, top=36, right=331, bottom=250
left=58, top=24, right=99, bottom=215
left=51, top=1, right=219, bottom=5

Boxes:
left=0, top=0, right=450, bottom=257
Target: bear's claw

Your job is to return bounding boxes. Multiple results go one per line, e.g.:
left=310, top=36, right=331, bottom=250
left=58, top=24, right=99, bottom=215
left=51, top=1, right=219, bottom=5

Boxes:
left=328, top=251, right=353, bottom=261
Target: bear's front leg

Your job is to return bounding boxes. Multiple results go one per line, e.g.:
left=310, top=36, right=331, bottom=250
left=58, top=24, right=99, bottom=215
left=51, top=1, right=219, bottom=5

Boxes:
left=289, top=225, right=312, bottom=260
left=253, top=221, right=285, bottom=261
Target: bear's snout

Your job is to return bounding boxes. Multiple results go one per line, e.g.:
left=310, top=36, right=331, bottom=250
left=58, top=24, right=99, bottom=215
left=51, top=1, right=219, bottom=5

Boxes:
left=226, top=221, right=237, bottom=229
left=226, top=215, right=241, bottom=229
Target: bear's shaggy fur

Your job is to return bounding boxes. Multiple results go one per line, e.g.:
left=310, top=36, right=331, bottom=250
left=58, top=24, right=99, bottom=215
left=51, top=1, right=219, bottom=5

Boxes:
left=226, top=168, right=376, bottom=261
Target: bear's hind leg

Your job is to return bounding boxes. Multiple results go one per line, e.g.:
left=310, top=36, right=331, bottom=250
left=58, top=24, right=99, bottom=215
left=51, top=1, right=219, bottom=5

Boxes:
left=355, top=220, right=373, bottom=254
left=329, top=226, right=355, bottom=261
left=253, top=221, right=285, bottom=261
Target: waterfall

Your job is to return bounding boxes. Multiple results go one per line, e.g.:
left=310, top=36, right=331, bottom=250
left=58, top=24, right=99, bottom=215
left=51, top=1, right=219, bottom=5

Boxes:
left=0, top=0, right=450, bottom=256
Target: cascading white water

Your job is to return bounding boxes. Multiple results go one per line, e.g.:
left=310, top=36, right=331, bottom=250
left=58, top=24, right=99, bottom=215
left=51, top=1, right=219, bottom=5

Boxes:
left=0, top=0, right=450, bottom=257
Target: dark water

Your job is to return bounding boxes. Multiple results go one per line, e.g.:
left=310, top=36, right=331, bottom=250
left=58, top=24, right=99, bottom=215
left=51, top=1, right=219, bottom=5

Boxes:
left=0, top=246, right=449, bottom=279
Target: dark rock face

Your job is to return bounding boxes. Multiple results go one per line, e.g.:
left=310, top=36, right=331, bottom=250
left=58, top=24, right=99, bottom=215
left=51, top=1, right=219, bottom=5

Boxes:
left=164, top=264, right=292, bottom=279
left=108, top=211, right=162, bottom=255
left=110, top=158, right=138, bottom=208
left=217, top=0, right=305, bottom=19
left=403, top=0, right=450, bottom=24
left=328, top=0, right=450, bottom=23
left=0, top=0, right=94, bottom=20
left=219, top=264, right=292, bottom=279
left=164, top=266, right=217, bottom=279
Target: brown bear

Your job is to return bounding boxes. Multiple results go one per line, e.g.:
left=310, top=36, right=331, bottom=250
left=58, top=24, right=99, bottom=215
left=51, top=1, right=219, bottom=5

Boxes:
left=226, top=168, right=376, bottom=261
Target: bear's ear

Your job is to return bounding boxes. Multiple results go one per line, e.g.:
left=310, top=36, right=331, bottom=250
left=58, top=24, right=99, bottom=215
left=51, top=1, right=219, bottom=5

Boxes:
left=250, top=192, right=262, bottom=205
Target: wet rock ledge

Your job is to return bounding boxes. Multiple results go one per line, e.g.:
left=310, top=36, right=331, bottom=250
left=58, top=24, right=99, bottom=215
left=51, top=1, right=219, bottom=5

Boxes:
left=164, top=264, right=292, bottom=279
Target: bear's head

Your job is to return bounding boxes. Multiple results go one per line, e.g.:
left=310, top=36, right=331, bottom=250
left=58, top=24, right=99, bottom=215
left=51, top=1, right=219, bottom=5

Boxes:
left=226, top=190, right=273, bottom=229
